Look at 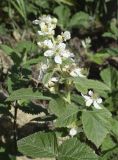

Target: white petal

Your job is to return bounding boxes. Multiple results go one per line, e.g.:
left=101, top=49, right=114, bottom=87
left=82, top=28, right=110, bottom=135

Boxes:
left=37, top=41, right=42, bottom=47
left=71, top=68, right=85, bottom=77
left=52, top=18, right=58, bottom=24
left=86, top=98, right=93, bottom=106
left=70, top=70, right=78, bottom=77
left=44, top=50, right=54, bottom=57
left=51, top=77, right=59, bottom=82
left=96, top=98, right=102, bottom=104
left=43, top=40, right=53, bottom=48
left=81, top=40, right=87, bottom=48
left=61, top=50, right=70, bottom=58
left=58, top=43, right=66, bottom=51
left=54, top=55, right=62, bottom=64
left=81, top=94, right=91, bottom=101
left=37, top=30, right=44, bottom=35
left=33, top=19, right=40, bottom=24
left=40, top=22, right=46, bottom=29
left=75, top=68, right=85, bottom=77
left=78, top=72, right=85, bottom=77
left=93, top=101, right=102, bottom=109
left=88, top=90, right=93, bottom=96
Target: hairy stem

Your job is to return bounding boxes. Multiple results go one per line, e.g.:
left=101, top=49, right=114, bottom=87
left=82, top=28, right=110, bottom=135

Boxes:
left=13, top=102, right=18, bottom=154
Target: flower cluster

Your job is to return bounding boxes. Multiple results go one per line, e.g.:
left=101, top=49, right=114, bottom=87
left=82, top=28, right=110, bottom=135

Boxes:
left=33, top=15, right=85, bottom=80
left=33, top=15, right=103, bottom=109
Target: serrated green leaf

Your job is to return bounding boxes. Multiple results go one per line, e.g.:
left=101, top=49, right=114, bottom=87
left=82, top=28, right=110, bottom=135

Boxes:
left=74, top=77, right=110, bottom=93
left=71, top=94, right=85, bottom=106
left=58, top=138, right=98, bottom=160
left=49, top=98, right=67, bottom=116
left=100, top=67, right=118, bottom=91
left=101, top=135, right=116, bottom=151
left=82, top=109, right=112, bottom=147
left=111, top=119, right=118, bottom=137
left=6, top=88, right=51, bottom=101
left=69, top=12, right=90, bottom=28
left=18, top=132, right=58, bottom=158
left=15, top=41, right=37, bottom=53
left=55, top=103, right=79, bottom=127
left=54, top=5, right=71, bottom=29
left=89, top=53, right=109, bottom=64
left=103, top=32, right=117, bottom=40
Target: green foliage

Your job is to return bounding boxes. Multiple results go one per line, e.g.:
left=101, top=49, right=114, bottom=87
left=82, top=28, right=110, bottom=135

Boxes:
left=55, top=103, right=79, bottom=127
left=69, top=11, right=91, bottom=29
left=103, top=19, right=118, bottom=40
left=100, top=67, right=118, bottom=111
left=10, top=0, right=27, bottom=23
left=74, top=77, right=110, bottom=94
left=18, top=132, right=58, bottom=158
left=54, top=5, right=71, bottom=29
left=100, top=67, right=118, bottom=92
left=49, top=98, right=67, bottom=116
left=6, top=88, right=51, bottom=101
left=58, top=138, right=98, bottom=160
left=82, top=109, right=112, bottom=147
left=54, top=6, right=92, bottom=30
left=18, top=132, right=98, bottom=159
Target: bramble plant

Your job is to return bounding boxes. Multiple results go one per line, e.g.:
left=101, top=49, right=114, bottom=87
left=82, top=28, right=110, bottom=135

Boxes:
left=0, top=1, right=118, bottom=159
left=11, top=15, right=117, bottom=160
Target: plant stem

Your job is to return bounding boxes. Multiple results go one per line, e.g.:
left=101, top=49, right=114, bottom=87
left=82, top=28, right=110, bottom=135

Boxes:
left=13, top=103, right=18, bottom=154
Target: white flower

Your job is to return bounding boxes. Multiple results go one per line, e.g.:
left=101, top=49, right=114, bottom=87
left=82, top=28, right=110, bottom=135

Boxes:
left=38, top=22, right=55, bottom=36
left=69, top=128, right=77, bottom=137
left=54, top=55, right=62, bottom=64
left=35, top=15, right=77, bottom=66
left=62, top=31, right=71, bottom=41
left=39, top=15, right=57, bottom=25
left=82, top=90, right=102, bottom=109
left=39, top=15, right=52, bottom=24
left=70, top=68, right=85, bottom=77
left=44, top=50, right=54, bottom=57
left=33, top=15, right=57, bottom=36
